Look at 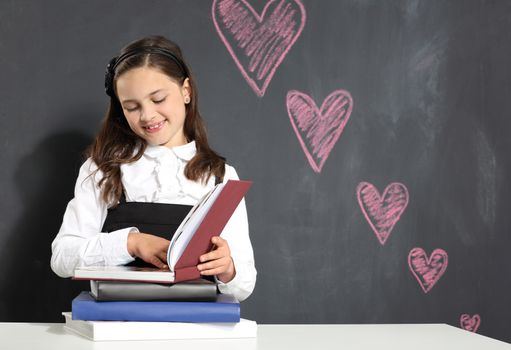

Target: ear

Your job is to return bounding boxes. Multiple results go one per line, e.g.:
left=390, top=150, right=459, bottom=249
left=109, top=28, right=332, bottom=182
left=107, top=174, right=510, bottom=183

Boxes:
left=182, top=78, right=191, bottom=99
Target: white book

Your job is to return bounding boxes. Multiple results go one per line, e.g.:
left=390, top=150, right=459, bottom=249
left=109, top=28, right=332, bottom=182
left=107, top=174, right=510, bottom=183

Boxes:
left=73, top=265, right=175, bottom=283
left=62, top=312, right=257, bottom=341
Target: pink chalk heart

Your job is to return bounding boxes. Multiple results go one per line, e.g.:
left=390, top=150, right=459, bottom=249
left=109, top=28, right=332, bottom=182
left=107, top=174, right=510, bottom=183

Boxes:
left=356, top=182, right=409, bottom=245
left=408, top=248, right=448, bottom=293
left=460, top=314, right=481, bottom=333
left=212, top=0, right=306, bottom=97
left=287, top=90, right=353, bottom=173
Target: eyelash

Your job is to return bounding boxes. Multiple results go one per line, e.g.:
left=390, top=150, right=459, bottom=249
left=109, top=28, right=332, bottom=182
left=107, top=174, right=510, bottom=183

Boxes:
left=125, top=98, right=166, bottom=112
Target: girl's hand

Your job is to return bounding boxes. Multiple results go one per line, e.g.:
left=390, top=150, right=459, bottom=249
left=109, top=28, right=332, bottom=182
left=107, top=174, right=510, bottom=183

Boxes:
left=197, top=236, right=236, bottom=283
left=127, top=232, right=170, bottom=269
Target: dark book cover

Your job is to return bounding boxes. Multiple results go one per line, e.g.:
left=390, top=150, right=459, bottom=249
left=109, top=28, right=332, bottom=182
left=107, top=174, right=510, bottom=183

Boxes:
left=90, top=278, right=218, bottom=301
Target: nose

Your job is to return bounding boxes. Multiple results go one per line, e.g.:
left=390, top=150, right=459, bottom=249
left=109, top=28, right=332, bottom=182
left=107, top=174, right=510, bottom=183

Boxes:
left=140, top=103, right=156, bottom=122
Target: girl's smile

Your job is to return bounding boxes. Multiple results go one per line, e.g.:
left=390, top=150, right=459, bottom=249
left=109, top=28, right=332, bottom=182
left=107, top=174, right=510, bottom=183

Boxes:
left=143, top=120, right=166, bottom=133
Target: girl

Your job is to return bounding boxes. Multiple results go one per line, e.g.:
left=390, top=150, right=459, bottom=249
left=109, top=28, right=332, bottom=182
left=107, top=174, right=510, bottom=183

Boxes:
left=51, top=36, right=256, bottom=301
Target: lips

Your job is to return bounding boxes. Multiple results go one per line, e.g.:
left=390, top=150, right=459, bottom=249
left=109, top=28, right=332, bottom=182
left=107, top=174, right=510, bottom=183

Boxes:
left=144, top=120, right=165, bottom=133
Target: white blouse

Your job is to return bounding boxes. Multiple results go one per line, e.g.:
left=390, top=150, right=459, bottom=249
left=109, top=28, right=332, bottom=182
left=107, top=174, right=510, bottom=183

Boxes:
left=51, top=141, right=256, bottom=301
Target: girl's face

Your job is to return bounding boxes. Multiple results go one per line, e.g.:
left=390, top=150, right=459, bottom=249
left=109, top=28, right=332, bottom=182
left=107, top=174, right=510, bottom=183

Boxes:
left=116, top=66, right=191, bottom=148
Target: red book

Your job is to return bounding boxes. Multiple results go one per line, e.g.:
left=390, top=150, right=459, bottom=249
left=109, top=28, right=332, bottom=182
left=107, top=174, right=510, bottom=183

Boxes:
left=73, top=180, right=253, bottom=284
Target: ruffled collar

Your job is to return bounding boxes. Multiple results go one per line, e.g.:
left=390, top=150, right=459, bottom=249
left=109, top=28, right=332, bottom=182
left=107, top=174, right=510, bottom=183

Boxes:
left=143, top=141, right=197, bottom=161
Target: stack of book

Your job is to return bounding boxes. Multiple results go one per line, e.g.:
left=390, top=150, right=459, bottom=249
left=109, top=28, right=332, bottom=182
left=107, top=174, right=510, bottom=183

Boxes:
left=65, top=278, right=256, bottom=341
left=63, top=180, right=257, bottom=341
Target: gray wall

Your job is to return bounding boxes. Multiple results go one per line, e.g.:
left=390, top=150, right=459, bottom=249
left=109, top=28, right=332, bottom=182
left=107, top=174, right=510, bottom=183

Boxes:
left=0, top=0, right=510, bottom=343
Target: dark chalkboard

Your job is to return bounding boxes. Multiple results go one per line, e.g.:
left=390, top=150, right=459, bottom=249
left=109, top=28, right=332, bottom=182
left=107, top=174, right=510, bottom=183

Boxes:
left=0, top=0, right=510, bottom=343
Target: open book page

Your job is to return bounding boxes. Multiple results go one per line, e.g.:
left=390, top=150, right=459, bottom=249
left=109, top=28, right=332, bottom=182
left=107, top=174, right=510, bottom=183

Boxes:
left=167, top=183, right=225, bottom=270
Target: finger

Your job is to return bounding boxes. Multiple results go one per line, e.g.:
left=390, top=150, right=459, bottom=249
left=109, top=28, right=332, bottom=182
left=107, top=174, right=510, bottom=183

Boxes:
left=200, top=245, right=230, bottom=262
left=200, top=265, right=228, bottom=276
left=148, top=256, right=167, bottom=269
left=211, top=236, right=227, bottom=247
left=200, top=250, right=220, bottom=263
left=197, top=260, right=219, bottom=272
left=157, top=250, right=169, bottom=265
left=198, top=257, right=229, bottom=272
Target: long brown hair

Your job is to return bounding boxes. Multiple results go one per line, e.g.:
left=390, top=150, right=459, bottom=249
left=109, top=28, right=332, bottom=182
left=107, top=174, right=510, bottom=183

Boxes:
left=87, top=36, right=225, bottom=206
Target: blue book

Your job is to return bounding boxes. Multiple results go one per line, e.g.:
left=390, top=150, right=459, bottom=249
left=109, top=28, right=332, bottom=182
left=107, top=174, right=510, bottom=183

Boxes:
left=72, top=291, right=240, bottom=323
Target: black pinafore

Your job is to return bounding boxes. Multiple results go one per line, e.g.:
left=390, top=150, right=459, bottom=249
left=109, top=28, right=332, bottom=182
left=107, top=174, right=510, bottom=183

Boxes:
left=102, top=176, right=222, bottom=268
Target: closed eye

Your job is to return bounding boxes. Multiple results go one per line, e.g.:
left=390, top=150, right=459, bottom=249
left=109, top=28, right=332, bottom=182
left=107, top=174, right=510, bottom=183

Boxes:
left=125, top=106, right=139, bottom=112
left=153, top=97, right=166, bottom=104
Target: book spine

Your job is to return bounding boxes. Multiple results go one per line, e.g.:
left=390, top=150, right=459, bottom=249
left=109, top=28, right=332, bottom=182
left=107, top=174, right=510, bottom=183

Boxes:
left=174, top=266, right=201, bottom=283
left=72, top=297, right=240, bottom=323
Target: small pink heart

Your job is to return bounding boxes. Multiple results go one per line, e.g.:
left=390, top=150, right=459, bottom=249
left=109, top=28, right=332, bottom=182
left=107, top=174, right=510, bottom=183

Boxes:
left=460, top=314, right=481, bottom=333
left=212, top=0, right=306, bottom=97
left=287, top=90, right=353, bottom=173
left=356, top=182, right=409, bottom=245
left=408, top=248, right=448, bottom=293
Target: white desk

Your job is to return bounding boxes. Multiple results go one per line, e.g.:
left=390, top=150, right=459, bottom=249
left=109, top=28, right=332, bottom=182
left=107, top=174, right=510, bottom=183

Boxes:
left=0, top=323, right=509, bottom=350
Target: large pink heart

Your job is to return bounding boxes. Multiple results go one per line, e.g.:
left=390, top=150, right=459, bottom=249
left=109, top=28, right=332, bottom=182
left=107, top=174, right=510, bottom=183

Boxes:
left=408, top=248, right=448, bottom=293
left=212, top=0, right=306, bottom=97
left=356, top=182, right=409, bottom=245
left=460, top=314, right=481, bottom=333
left=287, top=90, right=353, bottom=173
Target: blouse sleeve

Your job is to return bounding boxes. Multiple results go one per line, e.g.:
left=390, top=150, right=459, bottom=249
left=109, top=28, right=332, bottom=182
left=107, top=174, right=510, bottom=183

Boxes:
left=50, top=159, right=136, bottom=278
left=215, top=165, right=257, bottom=301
